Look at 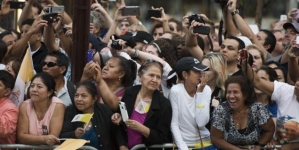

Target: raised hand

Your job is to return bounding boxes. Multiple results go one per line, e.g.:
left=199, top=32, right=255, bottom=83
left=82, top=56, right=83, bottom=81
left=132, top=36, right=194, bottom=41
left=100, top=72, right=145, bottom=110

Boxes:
left=150, top=6, right=168, bottom=23
left=227, top=0, right=237, bottom=13
left=28, top=14, right=48, bottom=35
left=0, top=0, right=12, bottom=17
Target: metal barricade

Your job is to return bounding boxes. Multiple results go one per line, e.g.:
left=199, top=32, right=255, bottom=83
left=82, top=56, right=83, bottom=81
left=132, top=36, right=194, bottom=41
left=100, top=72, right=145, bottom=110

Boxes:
left=130, top=143, right=195, bottom=150
left=0, top=144, right=97, bottom=150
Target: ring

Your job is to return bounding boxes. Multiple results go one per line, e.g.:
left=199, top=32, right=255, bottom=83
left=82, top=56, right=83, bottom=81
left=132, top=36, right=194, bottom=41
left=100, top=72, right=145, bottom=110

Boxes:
left=127, top=124, right=130, bottom=127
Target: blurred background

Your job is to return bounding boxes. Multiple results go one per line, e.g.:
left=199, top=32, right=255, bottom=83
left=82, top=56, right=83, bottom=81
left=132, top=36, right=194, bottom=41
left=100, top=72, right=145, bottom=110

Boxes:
left=0, top=0, right=298, bottom=31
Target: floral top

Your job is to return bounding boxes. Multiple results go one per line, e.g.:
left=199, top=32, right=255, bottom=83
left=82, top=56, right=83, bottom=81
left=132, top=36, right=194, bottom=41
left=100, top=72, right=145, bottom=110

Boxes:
left=212, top=102, right=271, bottom=146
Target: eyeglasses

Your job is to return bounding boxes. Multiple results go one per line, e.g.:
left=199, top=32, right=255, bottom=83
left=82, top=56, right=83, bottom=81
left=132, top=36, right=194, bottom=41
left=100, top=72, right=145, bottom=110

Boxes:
left=42, top=61, right=60, bottom=68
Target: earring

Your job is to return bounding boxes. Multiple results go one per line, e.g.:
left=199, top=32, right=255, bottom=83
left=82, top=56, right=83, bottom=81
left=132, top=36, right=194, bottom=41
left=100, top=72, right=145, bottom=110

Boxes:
left=118, top=78, right=121, bottom=81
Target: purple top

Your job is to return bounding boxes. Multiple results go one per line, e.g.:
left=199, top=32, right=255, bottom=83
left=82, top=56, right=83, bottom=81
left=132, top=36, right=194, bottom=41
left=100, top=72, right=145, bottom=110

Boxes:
left=127, top=109, right=147, bottom=148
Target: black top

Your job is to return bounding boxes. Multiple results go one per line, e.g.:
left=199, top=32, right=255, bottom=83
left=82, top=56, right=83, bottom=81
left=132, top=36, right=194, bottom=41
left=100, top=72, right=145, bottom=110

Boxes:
left=60, top=103, right=127, bottom=150
left=23, top=42, right=49, bottom=73
left=119, top=85, right=173, bottom=147
left=231, top=66, right=245, bottom=77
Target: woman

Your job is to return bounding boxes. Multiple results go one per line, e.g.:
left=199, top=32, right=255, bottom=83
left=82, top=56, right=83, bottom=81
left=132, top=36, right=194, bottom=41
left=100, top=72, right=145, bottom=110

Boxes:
left=81, top=56, right=137, bottom=104
left=4, top=58, right=21, bottom=79
left=17, top=72, right=65, bottom=145
left=94, top=60, right=172, bottom=149
left=0, top=70, right=18, bottom=145
left=60, top=81, right=128, bottom=150
left=256, top=66, right=278, bottom=123
left=247, top=44, right=265, bottom=72
left=265, top=61, right=287, bottom=83
left=211, top=76, right=275, bottom=150
left=201, top=53, right=228, bottom=130
left=169, top=57, right=216, bottom=150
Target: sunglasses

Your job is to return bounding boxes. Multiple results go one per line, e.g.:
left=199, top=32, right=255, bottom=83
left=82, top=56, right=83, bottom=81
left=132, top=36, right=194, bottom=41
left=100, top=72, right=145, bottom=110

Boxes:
left=42, top=61, right=60, bottom=68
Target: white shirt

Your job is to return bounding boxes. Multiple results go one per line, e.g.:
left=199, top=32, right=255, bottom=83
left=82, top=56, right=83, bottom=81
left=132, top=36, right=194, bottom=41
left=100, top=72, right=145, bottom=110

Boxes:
left=169, top=83, right=211, bottom=150
left=0, top=64, right=5, bottom=70
left=56, top=78, right=72, bottom=106
left=271, top=81, right=299, bottom=121
left=161, top=62, right=172, bottom=98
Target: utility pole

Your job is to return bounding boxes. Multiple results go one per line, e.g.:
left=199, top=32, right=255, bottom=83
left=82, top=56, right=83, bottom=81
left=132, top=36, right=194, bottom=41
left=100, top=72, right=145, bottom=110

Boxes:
left=71, top=0, right=91, bottom=83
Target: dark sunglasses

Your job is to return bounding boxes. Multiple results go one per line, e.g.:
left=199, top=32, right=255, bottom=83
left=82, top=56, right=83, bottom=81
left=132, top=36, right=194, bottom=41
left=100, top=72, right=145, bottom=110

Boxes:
left=43, top=61, right=60, bottom=67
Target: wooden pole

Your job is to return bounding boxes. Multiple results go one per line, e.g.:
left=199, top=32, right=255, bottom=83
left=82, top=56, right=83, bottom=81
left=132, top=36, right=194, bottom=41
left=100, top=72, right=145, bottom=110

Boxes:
left=71, top=0, right=91, bottom=84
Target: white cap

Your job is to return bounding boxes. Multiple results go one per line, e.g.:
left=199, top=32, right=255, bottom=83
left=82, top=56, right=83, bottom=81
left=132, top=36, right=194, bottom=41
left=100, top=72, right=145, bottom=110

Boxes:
left=238, top=36, right=252, bottom=47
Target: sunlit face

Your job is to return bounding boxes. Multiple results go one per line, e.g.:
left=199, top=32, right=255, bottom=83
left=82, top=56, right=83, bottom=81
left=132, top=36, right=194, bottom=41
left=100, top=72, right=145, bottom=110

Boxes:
left=74, top=86, right=95, bottom=113
left=5, top=61, right=16, bottom=78
left=226, top=83, right=245, bottom=110
left=102, top=58, right=124, bottom=81
left=153, top=27, right=163, bottom=40
left=139, top=65, right=162, bottom=91
left=29, top=77, right=52, bottom=102
left=145, top=45, right=159, bottom=57
left=248, top=48, right=263, bottom=71
left=220, top=39, right=239, bottom=63
left=274, top=69, right=285, bottom=83
left=201, top=59, right=216, bottom=83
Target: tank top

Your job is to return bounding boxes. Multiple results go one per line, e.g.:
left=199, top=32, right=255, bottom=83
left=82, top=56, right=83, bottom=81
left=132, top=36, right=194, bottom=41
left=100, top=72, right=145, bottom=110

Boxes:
left=25, top=97, right=64, bottom=136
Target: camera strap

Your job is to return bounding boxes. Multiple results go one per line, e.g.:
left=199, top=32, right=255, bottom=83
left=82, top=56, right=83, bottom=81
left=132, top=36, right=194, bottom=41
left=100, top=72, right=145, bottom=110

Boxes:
left=218, top=18, right=224, bottom=46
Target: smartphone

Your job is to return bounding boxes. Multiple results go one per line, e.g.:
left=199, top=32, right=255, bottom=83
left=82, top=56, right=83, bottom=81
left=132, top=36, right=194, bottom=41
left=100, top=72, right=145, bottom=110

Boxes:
left=280, top=15, right=287, bottom=21
left=42, top=13, right=59, bottom=24
left=147, top=9, right=162, bottom=18
left=240, top=49, right=248, bottom=59
left=0, top=1, right=25, bottom=9
left=193, top=26, right=211, bottom=35
left=87, top=49, right=93, bottom=63
left=119, top=102, right=129, bottom=122
left=122, top=6, right=140, bottom=16
left=44, top=6, right=64, bottom=13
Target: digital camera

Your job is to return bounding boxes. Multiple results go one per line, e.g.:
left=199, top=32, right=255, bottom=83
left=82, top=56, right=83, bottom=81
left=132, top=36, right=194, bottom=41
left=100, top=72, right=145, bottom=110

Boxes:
left=214, top=0, right=229, bottom=4
left=44, top=6, right=64, bottom=14
left=111, top=40, right=122, bottom=50
left=188, top=14, right=205, bottom=26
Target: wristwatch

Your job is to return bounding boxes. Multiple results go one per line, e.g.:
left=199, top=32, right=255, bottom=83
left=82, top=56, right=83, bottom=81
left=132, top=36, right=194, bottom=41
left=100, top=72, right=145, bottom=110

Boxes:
left=231, top=9, right=239, bottom=16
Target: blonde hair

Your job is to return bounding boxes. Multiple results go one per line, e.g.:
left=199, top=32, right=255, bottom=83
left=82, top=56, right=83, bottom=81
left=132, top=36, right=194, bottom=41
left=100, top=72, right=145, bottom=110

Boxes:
left=246, top=44, right=265, bottom=64
left=203, top=53, right=228, bottom=92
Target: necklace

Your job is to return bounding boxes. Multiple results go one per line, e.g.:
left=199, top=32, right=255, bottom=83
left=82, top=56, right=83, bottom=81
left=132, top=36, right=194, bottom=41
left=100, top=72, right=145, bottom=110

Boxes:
left=114, top=86, right=124, bottom=94
left=233, top=107, right=248, bottom=130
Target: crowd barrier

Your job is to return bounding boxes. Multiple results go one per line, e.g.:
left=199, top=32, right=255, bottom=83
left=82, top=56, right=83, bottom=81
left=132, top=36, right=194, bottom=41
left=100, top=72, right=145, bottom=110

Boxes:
left=0, top=144, right=97, bottom=150
left=130, top=143, right=282, bottom=150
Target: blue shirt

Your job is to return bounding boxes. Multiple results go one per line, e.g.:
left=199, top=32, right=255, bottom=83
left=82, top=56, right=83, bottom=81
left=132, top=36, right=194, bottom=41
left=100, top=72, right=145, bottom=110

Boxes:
left=81, top=126, right=100, bottom=149
left=265, top=103, right=278, bottom=118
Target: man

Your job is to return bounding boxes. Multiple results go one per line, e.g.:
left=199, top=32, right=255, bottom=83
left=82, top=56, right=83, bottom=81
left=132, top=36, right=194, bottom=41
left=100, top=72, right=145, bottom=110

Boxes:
left=284, top=120, right=299, bottom=142
left=0, top=31, right=16, bottom=54
left=42, top=51, right=75, bottom=106
left=220, top=36, right=245, bottom=76
left=271, top=30, right=285, bottom=57
left=256, top=29, right=276, bottom=59
left=132, top=31, right=154, bottom=51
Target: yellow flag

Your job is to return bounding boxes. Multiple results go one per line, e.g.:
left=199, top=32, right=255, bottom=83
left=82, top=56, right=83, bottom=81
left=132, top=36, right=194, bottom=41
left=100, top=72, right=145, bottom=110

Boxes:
left=9, top=48, right=34, bottom=106
left=71, top=114, right=93, bottom=123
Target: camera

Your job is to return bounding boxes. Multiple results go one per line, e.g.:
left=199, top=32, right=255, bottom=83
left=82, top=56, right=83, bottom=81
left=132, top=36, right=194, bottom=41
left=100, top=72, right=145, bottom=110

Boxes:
left=44, top=6, right=64, bottom=14
left=188, top=14, right=205, bottom=26
left=111, top=40, right=122, bottom=50
left=214, top=0, right=229, bottom=4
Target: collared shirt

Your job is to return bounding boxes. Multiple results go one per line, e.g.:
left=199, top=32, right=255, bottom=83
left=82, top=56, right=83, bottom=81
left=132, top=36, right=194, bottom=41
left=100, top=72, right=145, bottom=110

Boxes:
left=0, top=97, right=18, bottom=144
left=56, top=78, right=72, bottom=106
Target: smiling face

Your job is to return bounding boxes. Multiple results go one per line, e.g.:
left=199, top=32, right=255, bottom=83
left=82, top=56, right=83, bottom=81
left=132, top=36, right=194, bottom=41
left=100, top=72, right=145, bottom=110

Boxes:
left=226, top=83, right=246, bottom=110
left=29, top=77, right=52, bottom=102
left=74, top=86, right=95, bottom=113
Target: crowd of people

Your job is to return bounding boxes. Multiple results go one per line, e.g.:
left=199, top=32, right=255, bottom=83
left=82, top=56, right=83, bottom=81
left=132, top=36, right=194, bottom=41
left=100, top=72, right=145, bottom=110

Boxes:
left=1, top=0, right=299, bottom=149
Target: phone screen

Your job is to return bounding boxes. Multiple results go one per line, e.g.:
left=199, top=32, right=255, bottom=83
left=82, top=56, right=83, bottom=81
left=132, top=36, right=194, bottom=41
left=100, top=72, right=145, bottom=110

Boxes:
left=280, top=15, right=287, bottom=21
left=87, top=49, right=93, bottom=63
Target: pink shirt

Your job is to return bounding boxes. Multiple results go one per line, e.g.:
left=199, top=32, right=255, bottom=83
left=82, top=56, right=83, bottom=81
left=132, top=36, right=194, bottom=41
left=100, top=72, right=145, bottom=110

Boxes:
left=127, top=109, right=147, bottom=148
left=25, top=97, right=63, bottom=136
left=0, top=97, right=18, bottom=144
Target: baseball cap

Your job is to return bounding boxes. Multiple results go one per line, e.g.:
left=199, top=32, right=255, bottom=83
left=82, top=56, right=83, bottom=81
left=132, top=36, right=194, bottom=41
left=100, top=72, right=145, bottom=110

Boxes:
left=175, top=57, right=209, bottom=75
left=132, top=31, right=154, bottom=44
left=238, top=36, right=252, bottom=47
left=283, top=22, right=299, bottom=33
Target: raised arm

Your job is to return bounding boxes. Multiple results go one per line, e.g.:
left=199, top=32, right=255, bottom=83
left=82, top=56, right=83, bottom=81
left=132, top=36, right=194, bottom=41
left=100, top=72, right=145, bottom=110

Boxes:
left=17, top=0, right=34, bottom=29
left=241, top=57, right=274, bottom=96
left=43, top=14, right=62, bottom=51
left=0, top=0, right=11, bottom=21
left=5, top=14, right=48, bottom=59
left=228, top=0, right=268, bottom=61
left=91, top=3, right=113, bottom=30
left=222, top=3, right=238, bottom=37
left=150, top=6, right=170, bottom=32
left=93, top=64, right=120, bottom=111
left=185, top=20, right=204, bottom=61
left=288, top=43, right=299, bottom=82
left=41, top=0, right=72, bottom=24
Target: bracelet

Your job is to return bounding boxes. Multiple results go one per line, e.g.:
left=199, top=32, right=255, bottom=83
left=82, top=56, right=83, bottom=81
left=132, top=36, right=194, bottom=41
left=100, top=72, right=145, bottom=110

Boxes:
left=134, top=49, right=139, bottom=57
left=231, top=9, right=239, bottom=16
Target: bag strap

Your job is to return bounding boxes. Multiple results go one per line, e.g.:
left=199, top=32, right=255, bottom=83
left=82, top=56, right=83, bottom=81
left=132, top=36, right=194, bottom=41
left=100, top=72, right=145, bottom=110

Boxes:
left=197, top=127, right=205, bottom=150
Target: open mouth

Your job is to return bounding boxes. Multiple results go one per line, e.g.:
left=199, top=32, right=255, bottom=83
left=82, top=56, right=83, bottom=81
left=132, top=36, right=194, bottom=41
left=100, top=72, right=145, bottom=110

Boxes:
left=229, top=99, right=237, bottom=103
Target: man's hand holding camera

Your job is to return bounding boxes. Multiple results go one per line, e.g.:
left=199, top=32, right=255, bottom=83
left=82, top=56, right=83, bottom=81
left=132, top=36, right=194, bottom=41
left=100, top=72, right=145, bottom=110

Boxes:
left=227, top=0, right=237, bottom=13
left=288, top=35, right=299, bottom=58
left=28, top=14, right=48, bottom=35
